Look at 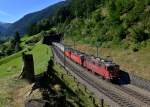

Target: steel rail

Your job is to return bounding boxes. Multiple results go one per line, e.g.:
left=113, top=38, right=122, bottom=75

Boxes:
left=53, top=47, right=139, bottom=107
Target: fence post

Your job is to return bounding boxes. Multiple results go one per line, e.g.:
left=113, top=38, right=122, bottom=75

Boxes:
left=101, top=99, right=104, bottom=107
left=19, top=53, right=35, bottom=83
left=84, top=86, right=87, bottom=92
left=77, top=82, right=80, bottom=87
left=61, top=74, right=64, bottom=79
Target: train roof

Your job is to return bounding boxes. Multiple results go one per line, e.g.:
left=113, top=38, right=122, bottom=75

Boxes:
left=85, top=55, right=117, bottom=66
left=53, top=42, right=118, bottom=67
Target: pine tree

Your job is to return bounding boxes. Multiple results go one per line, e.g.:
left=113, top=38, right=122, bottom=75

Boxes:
left=14, top=32, right=21, bottom=52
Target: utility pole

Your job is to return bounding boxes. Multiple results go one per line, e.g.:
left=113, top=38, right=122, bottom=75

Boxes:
left=86, top=0, right=89, bottom=18
left=96, top=40, right=100, bottom=57
left=75, top=10, right=77, bottom=19
left=58, top=15, right=61, bottom=33
left=96, top=43, right=99, bottom=57
left=72, top=10, right=78, bottom=50
left=73, top=40, right=75, bottom=49
left=63, top=37, right=65, bottom=68
left=64, top=46, right=65, bottom=67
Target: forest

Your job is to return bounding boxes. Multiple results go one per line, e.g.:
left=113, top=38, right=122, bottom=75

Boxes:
left=28, top=0, right=150, bottom=51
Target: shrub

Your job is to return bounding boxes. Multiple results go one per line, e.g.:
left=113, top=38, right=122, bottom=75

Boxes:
left=123, top=44, right=129, bottom=50
left=141, top=41, right=147, bottom=48
left=131, top=43, right=139, bottom=52
left=101, top=41, right=112, bottom=48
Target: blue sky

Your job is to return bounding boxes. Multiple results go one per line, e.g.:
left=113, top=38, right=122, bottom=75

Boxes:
left=0, top=0, right=64, bottom=23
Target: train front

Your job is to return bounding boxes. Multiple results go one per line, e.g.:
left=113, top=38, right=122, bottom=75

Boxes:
left=107, top=64, right=120, bottom=80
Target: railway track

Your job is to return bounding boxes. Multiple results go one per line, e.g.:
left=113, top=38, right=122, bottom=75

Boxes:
left=52, top=46, right=150, bottom=107
left=129, top=73, right=150, bottom=92
left=118, top=86, right=150, bottom=105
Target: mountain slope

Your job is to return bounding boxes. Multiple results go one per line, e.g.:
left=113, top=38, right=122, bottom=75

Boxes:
left=0, top=23, right=9, bottom=39
left=0, top=22, right=11, bottom=34
left=0, top=22, right=11, bottom=29
left=0, top=25, right=6, bottom=33
left=5, top=1, right=67, bottom=37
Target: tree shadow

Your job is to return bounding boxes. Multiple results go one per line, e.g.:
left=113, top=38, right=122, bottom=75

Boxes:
left=36, top=59, right=77, bottom=95
left=26, top=58, right=83, bottom=107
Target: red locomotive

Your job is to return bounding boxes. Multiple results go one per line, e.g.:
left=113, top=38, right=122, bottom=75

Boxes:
left=64, top=48, right=71, bottom=58
left=70, top=51, right=84, bottom=65
left=53, top=42, right=120, bottom=81
left=83, top=56, right=120, bottom=80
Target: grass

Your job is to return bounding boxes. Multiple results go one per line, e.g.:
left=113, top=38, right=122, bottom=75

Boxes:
left=31, top=43, right=52, bottom=74
left=0, top=43, right=52, bottom=107
left=0, top=30, right=53, bottom=106
left=0, top=51, right=23, bottom=78
left=0, top=43, right=51, bottom=78
left=0, top=78, right=27, bottom=107
left=53, top=64, right=103, bottom=107
left=0, top=50, right=24, bottom=65
left=20, top=33, right=42, bottom=49
left=0, top=56, right=23, bottom=78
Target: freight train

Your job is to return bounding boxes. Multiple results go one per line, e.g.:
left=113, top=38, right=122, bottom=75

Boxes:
left=53, top=42, right=120, bottom=81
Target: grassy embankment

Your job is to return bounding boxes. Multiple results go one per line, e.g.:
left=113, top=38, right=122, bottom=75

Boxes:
left=65, top=39, right=150, bottom=80
left=0, top=43, right=51, bottom=107
left=53, top=63, right=105, bottom=107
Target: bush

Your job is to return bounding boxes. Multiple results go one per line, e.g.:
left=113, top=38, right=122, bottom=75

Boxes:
left=141, top=41, right=147, bottom=48
left=101, top=41, right=112, bottom=48
left=123, top=44, right=129, bottom=50
left=131, top=43, right=139, bottom=52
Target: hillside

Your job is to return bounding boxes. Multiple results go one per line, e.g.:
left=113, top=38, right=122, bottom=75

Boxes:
left=0, top=22, right=10, bottom=34
left=0, top=25, right=6, bottom=33
left=62, top=0, right=150, bottom=46
left=0, top=1, right=67, bottom=39
left=35, top=0, right=149, bottom=80
left=0, top=22, right=11, bottom=39
left=28, top=0, right=150, bottom=49
left=59, top=0, right=150, bottom=80
left=0, top=22, right=11, bottom=29
left=0, top=26, right=7, bottom=40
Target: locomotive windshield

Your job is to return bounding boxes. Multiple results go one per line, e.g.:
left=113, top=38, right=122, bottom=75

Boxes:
left=107, top=65, right=119, bottom=72
left=107, top=66, right=114, bottom=72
